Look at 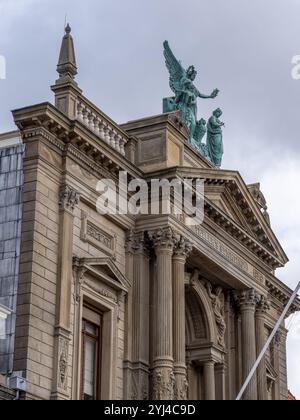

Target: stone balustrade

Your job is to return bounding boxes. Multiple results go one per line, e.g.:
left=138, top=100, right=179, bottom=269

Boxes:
left=76, top=99, right=127, bottom=156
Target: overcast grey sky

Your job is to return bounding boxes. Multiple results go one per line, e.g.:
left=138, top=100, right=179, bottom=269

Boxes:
left=0, top=0, right=300, bottom=398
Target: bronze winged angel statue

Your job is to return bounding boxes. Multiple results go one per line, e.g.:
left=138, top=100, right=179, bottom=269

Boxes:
left=163, top=41, right=221, bottom=161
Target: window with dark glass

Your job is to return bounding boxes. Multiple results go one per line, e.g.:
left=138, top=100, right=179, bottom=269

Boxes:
left=81, top=311, right=102, bottom=400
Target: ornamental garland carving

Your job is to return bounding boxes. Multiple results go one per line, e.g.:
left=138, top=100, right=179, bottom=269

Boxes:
left=58, top=337, right=69, bottom=391
left=174, top=376, right=188, bottom=400
left=151, top=369, right=175, bottom=400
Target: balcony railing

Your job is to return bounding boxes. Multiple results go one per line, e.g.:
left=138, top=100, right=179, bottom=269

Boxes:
left=76, top=98, right=128, bottom=156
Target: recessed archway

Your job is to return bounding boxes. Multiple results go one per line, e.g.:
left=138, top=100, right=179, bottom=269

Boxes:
left=185, top=282, right=225, bottom=400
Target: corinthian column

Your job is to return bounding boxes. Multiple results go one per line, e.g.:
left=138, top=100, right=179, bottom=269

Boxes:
left=235, top=289, right=259, bottom=400
left=256, top=295, right=270, bottom=400
left=172, top=237, right=192, bottom=400
left=151, top=227, right=177, bottom=400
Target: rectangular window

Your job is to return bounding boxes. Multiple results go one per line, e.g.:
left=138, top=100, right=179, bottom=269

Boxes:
left=81, top=307, right=103, bottom=400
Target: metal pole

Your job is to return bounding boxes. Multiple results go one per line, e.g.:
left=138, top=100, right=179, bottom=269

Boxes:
left=236, top=281, right=300, bottom=401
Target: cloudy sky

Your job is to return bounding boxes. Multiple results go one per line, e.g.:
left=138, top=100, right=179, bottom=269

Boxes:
left=0, top=0, right=300, bottom=398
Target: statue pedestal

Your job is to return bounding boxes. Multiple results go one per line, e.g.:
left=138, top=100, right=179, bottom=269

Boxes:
left=121, top=112, right=213, bottom=173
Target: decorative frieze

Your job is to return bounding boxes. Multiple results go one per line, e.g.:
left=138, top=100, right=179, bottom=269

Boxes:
left=81, top=211, right=116, bottom=258
left=87, top=222, right=113, bottom=249
left=194, top=225, right=248, bottom=271
left=253, top=268, right=265, bottom=284
left=192, top=225, right=266, bottom=285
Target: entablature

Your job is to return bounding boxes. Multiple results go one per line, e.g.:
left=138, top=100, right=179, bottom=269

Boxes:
left=143, top=166, right=287, bottom=270
left=12, top=102, right=143, bottom=182
left=135, top=215, right=267, bottom=295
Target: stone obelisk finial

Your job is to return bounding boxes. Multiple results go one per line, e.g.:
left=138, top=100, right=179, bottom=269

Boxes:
left=51, top=23, right=82, bottom=119
left=56, top=23, right=78, bottom=83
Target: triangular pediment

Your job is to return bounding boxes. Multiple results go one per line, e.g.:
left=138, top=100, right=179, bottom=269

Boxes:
left=73, top=256, right=130, bottom=292
left=203, top=175, right=287, bottom=265
left=155, top=166, right=288, bottom=268
left=205, top=188, right=254, bottom=236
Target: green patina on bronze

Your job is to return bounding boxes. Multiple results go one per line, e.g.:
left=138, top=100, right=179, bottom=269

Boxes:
left=163, top=41, right=224, bottom=167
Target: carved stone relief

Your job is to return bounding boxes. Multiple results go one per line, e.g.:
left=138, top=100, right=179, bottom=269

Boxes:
left=203, top=281, right=226, bottom=348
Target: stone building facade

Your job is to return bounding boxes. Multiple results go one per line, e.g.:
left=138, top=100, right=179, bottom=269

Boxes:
left=0, top=26, right=299, bottom=400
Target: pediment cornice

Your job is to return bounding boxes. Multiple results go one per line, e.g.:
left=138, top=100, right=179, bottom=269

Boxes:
left=73, top=256, right=130, bottom=293
left=145, top=167, right=288, bottom=269
left=12, top=102, right=143, bottom=181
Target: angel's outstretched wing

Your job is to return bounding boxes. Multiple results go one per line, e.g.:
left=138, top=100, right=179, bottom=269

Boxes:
left=163, top=41, right=185, bottom=94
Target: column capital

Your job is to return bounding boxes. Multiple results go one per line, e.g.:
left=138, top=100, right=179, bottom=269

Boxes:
left=59, top=184, right=80, bottom=213
left=234, top=288, right=260, bottom=311
left=150, top=227, right=177, bottom=254
left=173, top=236, right=192, bottom=260
left=125, top=230, right=150, bottom=255
left=273, top=331, right=283, bottom=348
left=256, top=295, right=270, bottom=315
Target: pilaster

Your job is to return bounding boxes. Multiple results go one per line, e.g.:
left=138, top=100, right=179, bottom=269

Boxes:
left=124, top=231, right=150, bottom=400
left=51, top=184, right=80, bottom=400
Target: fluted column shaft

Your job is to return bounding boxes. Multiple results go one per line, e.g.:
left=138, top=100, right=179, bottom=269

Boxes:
left=256, top=296, right=269, bottom=400
left=172, top=238, right=191, bottom=400
left=236, top=289, right=258, bottom=400
left=151, top=228, right=176, bottom=400
left=204, top=362, right=216, bottom=400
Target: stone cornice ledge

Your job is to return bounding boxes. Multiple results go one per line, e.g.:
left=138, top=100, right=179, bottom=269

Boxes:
left=266, top=275, right=300, bottom=312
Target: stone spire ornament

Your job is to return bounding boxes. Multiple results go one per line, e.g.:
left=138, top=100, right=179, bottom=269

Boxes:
left=56, top=23, right=78, bottom=83
left=51, top=23, right=82, bottom=119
